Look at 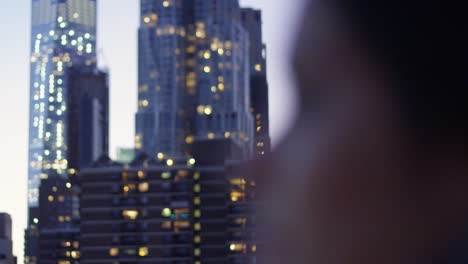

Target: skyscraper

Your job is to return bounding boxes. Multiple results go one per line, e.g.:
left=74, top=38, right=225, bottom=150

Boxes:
left=26, top=1, right=99, bottom=262
left=136, top=0, right=254, bottom=159
left=241, top=8, right=271, bottom=157
left=67, top=67, right=109, bottom=170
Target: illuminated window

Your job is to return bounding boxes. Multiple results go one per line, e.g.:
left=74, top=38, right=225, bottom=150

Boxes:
left=58, top=261, right=70, bottom=264
left=218, top=48, right=224, bottom=55
left=193, top=172, right=201, bottom=180
left=122, top=210, right=139, bottom=220
left=225, top=132, right=231, bottom=138
left=231, top=191, right=245, bottom=202
left=161, top=208, right=172, bottom=218
left=230, top=178, right=246, bottom=185
left=186, top=45, right=196, bottom=53
left=234, top=218, right=247, bottom=225
left=252, top=245, right=257, bottom=252
left=188, top=158, right=196, bottom=166
left=203, top=66, right=211, bottom=73
left=139, top=247, right=149, bottom=257
left=138, top=182, right=149, bottom=193
left=122, top=184, right=136, bottom=193
left=194, top=222, right=201, bottom=231
left=139, top=100, right=149, bottom=108
left=62, top=241, right=71, bottom=247
left=137, top=171, right=145, bottom=179
left=255, top=64, right=262, bottom=72
left=196, top=30, right=206, bottom=38
left=174, top=220, right=190, bottom=229
left=185, top=136, right=194, bottom=144
left=166, top=159, right=174, bottom=166
left=204, top=106, right=212, bottom=115
left=194, top=197, right=201, bottom=205
left=194, top=235, right=201, bottom=244
left=48, top=195, right=54, bottom=202
left=193, top=184, right=201, bottom=193
left=109, top=248, right=119, bottom=257
left=161, top=172, right=171, bottom=179
left=229, top=243, right=246, bottom=252
left=218, top=83, right=225, bottom=91
left=71, top=251, right=80, bottom=259
left=203, top=51, right=211, bottom=59
left=157, top=152, right=165, bottom=160
left=194, top=210, right=201, bottom=218
left=208, top=133, right=215, bottom=139
left=194, top=248, right=201, bottom=256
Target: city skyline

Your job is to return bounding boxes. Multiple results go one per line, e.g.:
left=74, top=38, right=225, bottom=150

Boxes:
left=0, top=0, right=304, bottom=262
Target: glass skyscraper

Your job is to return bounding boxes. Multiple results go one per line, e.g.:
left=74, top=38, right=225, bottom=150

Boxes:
left=28, top=0, right=97, bottom=209
left=26, top=1, right=98, bottom=263
left=136, top=0, right=254, bottom=159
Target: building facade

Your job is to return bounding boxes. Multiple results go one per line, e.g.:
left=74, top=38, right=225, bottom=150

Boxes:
left=80, top=140, right=258, bottom=263
left=36, top=175, right=80, bottom=264
left=26, top=1, right=101, bottom=262
left=0, top=213, right=14, bottom=264
left=136, top=0, right=254, bottom=159
left=241, top=8, right=271, bottom=158
left=67, top=67, right=109, bottom=170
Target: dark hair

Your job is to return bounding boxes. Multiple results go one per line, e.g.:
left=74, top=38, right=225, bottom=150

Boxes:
left=338, top=1, right=468, bottom=145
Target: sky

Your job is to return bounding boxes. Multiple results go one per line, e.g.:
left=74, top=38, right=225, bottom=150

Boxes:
left=0, top=0, right=304, bottom=261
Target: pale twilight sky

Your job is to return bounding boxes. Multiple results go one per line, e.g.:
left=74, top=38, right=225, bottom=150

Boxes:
left=0, top=0, right=304, bottom=260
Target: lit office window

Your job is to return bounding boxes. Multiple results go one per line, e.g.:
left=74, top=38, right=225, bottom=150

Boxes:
left=122, top=210, right=139, bottom=220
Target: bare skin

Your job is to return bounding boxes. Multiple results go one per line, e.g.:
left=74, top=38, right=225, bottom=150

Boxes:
left=258, top=1, right=468, bottom=263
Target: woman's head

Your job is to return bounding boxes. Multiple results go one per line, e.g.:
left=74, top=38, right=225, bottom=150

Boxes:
left=263, top=1, right=468, bottom=263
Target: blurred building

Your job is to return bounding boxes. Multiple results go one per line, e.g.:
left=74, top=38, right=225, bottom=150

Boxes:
left=79, top=139, right=258, bottom=263
left=26, top=0, right=99, bottom=262
left=0, top=213, right=14, bottom=264
left=67, top=67, right=109, bottom=170
left=136, top=0, right=254, bottom=159
left=241, top=8, right=271, bottom=157
left=116, top=148, right=136, bottom=164
left=36, top=176, right=80, bottom=264
left=25, top=0, right=109, bottom=263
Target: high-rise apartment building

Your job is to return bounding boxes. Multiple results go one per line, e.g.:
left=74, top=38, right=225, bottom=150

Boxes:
left=80, top=139, right=258, bottom=263
left=0, top=213, right=14, bottom=264
left=241, top=8, right=271, bottom=157
left=136, top=0, right=254, bottom=159
left=26, top=1, right=103, bottom=262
